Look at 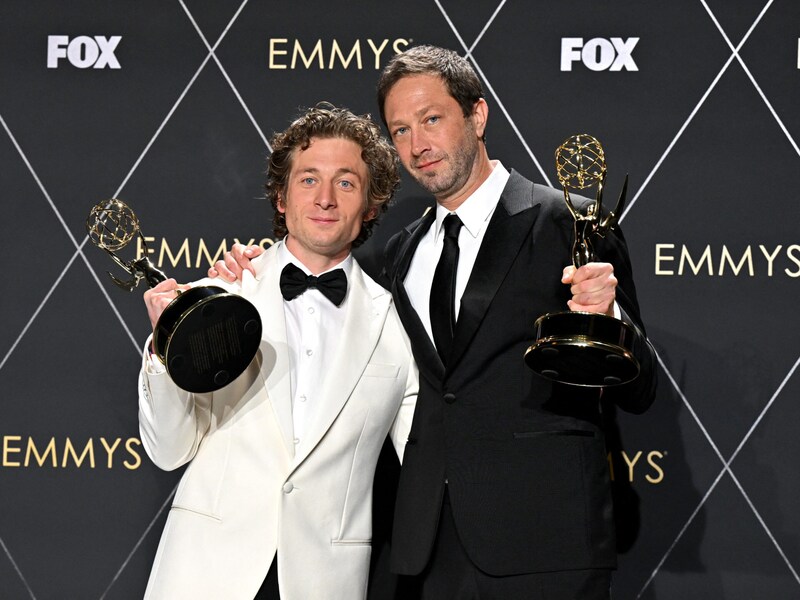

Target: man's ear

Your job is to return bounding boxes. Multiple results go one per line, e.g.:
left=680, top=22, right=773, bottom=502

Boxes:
left=276, top=192, right=286, bottom=214
left=472, top=98, right=488, bottom=140
left=363, top=205, right=378, bottom=223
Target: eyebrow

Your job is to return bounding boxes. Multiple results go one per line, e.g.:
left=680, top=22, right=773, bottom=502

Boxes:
left=387, top=104, right=440, bottom=128
left=298, top=167, right=363, bottom=179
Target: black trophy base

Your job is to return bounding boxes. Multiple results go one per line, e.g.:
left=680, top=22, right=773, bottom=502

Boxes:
left=153, top=286, right=262, bottom=393
left=524, top=311, right=640, bottom=387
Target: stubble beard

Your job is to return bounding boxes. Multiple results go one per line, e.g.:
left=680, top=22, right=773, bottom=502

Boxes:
left=413, top=135, right=479, bottom=201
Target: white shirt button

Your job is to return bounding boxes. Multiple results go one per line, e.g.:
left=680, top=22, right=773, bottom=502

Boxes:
left=283, top=482, right=294, bottom=493
left=306, top=349, right=313, bottom=356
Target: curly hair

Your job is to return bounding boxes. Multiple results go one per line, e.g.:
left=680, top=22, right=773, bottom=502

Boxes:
left=377, top=45, right=485, bottom=142
left=266, top=103, right=400, bottom=248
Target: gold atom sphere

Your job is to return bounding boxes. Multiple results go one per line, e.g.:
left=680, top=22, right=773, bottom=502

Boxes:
left=555, top=134, right=607, bottom=190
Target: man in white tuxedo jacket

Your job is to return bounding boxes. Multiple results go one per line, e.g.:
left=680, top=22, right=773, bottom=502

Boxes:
left=138, top=105, right=417, bottom=600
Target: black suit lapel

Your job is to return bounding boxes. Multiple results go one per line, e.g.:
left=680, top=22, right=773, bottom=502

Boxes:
left=449, top=172, right=541, bottom=370
left=394, top=209, right=435, bottom=280
left=390, top=209, right=446, bottom=383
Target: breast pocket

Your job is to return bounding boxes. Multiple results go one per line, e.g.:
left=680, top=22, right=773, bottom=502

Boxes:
left=171, top=427, right=232, bottom=520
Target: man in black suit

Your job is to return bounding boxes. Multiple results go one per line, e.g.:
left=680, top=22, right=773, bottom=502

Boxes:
left=373, top=45, right=656, bottom=599
left=211, top=45, right=656, bottom=600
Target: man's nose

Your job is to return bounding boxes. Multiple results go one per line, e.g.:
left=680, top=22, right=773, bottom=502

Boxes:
left=411, top=129, right=430, bottom=157
left=317, top=181, right=337, bottom=208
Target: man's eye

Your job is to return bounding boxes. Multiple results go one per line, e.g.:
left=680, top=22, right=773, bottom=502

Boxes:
left=427, top=116, right=439, bottom=124
left=394, top=127, right=407, bottom=137
left=302, top=177, right=316, bottom=185
left=339, top=180, right=353, bottom=189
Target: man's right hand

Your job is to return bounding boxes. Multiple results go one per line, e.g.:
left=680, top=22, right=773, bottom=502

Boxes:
left=143, top=279, right=191, bottom=332
left=208, top=243, right=263, bottom=282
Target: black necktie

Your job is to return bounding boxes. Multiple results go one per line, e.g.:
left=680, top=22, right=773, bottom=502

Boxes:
left=430, top=213, right=463, bottom=363
left=280, top=263, right=347, bottom=307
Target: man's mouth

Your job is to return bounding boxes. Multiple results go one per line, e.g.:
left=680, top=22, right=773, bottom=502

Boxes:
left=415, top=157, right=442, bottom=171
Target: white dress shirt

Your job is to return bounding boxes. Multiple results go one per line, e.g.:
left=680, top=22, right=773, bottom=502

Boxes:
left=277, top=241, right=352, bottom=447
left=405, top=161, right=510, bottom=342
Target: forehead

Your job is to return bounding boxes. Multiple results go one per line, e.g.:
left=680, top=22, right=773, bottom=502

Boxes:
left=290, top=136, right=367, bottom=174
left=383, top=74, right=457, bottom=119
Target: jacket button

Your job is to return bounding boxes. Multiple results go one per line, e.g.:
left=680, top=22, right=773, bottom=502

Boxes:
left=443, top=393, right=456, bottom=404
left=283, top=482, right=294, bottom=493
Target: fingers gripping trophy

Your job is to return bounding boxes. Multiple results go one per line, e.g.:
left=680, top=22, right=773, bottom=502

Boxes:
left=524, top=134, right=644, bottom=387
left=86, top=199, right=262, bottom=393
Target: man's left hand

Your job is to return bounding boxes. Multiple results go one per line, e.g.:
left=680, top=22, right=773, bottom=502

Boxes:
left=561, top=262, right=616, bottom=316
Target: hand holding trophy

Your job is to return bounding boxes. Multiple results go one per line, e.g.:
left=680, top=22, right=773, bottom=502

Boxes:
left=524, top=134, right=643, bottom=387
left=86, top=198, right=262, bottom=393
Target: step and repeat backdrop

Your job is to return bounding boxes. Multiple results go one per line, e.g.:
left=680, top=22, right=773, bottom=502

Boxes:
left=1, top=1, right=799, bottom=598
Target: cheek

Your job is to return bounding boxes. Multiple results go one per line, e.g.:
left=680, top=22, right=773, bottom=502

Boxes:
left=395, top=148, right=413, bottom=168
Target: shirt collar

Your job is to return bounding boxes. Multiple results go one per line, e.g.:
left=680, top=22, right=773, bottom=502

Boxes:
left=276, top=238, right=354, bottom=279
left=433, top=161, right=510, bottom=241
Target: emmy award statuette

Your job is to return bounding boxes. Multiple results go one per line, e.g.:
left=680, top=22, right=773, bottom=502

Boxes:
left=524, top=134, right=643, bottom=387
left=86, top=198, right=263, bottom=393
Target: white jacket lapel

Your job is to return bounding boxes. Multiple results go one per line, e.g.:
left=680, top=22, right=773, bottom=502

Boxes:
left=292, top=263, right=391, bottom=466
left=247, top=246, right=296, bottom=456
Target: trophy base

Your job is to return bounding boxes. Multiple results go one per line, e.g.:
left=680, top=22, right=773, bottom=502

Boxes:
left=524, top=312, right=640, bottom=387
left=153, top=286, right=263, bottom=393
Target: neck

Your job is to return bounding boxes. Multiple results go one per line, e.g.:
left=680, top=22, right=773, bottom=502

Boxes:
left=284, top=237, right=349, bottom=275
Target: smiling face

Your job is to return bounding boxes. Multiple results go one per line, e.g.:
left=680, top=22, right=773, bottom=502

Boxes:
left=383, top=73, right=491, bottom=209
left=277, top=136, right=373, bottom=272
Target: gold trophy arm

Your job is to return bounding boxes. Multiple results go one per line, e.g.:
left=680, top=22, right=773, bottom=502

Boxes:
left=99, top=246, right=166, bottom=291
left=99, top=247, right=142, bottom=291
left=108, top=271, right=143, bottom=292
left=563, top=188, right=582, bottom=221
left=596, top=174, right=628, bottom=237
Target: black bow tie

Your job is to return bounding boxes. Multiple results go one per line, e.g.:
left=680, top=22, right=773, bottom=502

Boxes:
left=280, top=263, right=347, bottom=307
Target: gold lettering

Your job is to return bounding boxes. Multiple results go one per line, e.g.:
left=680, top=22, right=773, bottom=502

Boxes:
left=759, top=245, right=782, bottom=277
left=196, top=238, right=229, bottom=269
left=719, top=245, right=753, bottom=276
left=100, top=437, right=122, bottom=469
left=136, top=235, right=157, bottom=260
left=271, top=38, right=409, bottom=70
left=367, top=39, right=389, bottom=69
left=621, top=450, right=642, bottom=482
left=3, top=435, right=22, bottom=467
left=393, top=38, right=410, bottom=54
left=25, top=437, right=57, bottom=467
left=232, top=237, right=276, bottom=251
left=655, top=243, right=674, bottom=275
left=329, top=39, right=362, bottom=69
left=679, top=244, right=713, bottom=275
left=159, top=238, right=191, bottom=269
left=269, top=38, right=288, bottom=69
left=1, top=437, right=145, bottom=470
left=62, top=437, right=95, bottom=468
left=786, top=244, right=800, bottom=277
left=646, top=451, right=664, bottom=483
left=124, top=438, right=142, bottom=470
left=292, top=39, right=323, bottom=69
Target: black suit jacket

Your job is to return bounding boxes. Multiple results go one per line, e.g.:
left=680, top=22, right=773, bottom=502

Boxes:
left=381, top=170, right=657, bottom=577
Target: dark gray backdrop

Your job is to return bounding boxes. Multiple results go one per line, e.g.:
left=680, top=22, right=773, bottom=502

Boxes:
left=1, top=1, right=798, bottom=598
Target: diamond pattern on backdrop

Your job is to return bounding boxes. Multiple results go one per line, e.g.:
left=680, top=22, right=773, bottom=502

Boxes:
left=0, top=0, right=798, bottom=598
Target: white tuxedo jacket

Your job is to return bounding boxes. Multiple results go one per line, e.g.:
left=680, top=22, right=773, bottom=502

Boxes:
left=138, top=243, right=417, bottom=599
